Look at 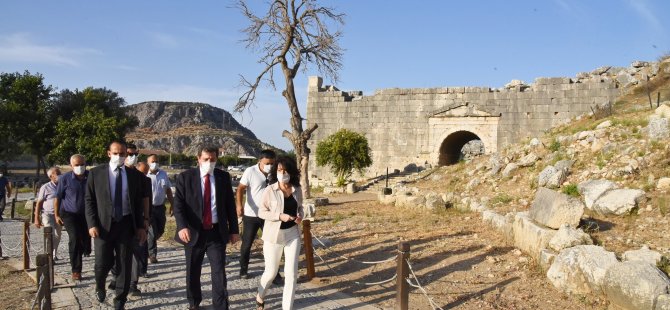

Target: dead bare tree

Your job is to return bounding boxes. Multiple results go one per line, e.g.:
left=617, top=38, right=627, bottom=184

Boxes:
left=235, top=0, right=344, bottom=198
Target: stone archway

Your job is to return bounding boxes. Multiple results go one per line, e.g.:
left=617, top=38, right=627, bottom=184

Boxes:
left=438, top=131, right=484, bottom=165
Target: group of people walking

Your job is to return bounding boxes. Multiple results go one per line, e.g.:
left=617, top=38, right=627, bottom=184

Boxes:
left=32, top=142, right=305, bottom=310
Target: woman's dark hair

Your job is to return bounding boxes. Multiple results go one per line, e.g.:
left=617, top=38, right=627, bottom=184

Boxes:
left=269, top=156, right=300, bottom=187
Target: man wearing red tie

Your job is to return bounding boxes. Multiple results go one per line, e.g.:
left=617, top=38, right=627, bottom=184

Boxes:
left=173, top=146, right=240, bottom=310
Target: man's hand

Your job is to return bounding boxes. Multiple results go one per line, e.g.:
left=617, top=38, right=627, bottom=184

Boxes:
left=89, top=227, right=99, bottom=238
left=55, top=216, right=64, bottom=226
left=178, top=228, right=190, bottom=243
left=294, top=216, right=303, bottom=225
left=34, top=219, right=42, bottom=228
left=136, top=228, right=147, bottom=244
left=229, top=233, right=240, bottom=244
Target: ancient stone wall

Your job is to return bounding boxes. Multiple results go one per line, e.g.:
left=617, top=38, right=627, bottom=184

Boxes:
left=306, top=75, right=619, bottom=182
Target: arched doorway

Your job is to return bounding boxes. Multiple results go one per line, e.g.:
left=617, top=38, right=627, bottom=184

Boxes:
left=438, top=131, right=484, bottom=165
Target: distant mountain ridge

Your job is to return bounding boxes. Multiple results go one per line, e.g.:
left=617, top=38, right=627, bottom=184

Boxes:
left=125, top=101, right=278, bottom=156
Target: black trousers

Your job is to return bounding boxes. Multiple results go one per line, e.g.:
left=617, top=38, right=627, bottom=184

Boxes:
left=110, top=235, right=145, bottom=289
left=61, top=211, right=91, bottom=273
left=94, top=215, right=134, bottom=303
left=239, top=215, right=265, bottom=273
left=185, top=225, right=229, bottom=309
left=148, top=205, right=166, bottom=258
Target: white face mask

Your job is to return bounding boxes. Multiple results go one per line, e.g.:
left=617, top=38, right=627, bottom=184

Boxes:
left=0, top=173, right=3, bottom=177
left=262, top=164, right=272, bottom=174
left=200, top=161, right=215, bottom=176
left=126, top=155, right=138, bottom=165
left=73, top=166, right=86, bottom=175
left=149, top=162, right=159, bottom=171
left=110, top=154, right=126, bottom=168
left=277, top=172, right=291, bottom=184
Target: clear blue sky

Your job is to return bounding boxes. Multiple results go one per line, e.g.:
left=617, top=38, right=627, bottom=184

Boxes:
left=2, top=0, right=668, bottom=151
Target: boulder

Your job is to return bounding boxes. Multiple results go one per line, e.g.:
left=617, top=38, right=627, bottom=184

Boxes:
left=378, top=193, right=396, bottom=205
left=513, top=212, right=557, bottom=260
left=547, top=245, right=619, bottom=295
left=603, top=261, right=670, bottom=310
left=345, top=183, right=357, bottom=194
left=596, top=120, right=613, bottom=129
left=622, top=246, right=663, bottom=265
left=537, top=166, right=557, bottom=188
left=548, top=224, right=593, bottom=252
left=657, top=294, right=670, bottom=310
left=578, top=179, right=618, bottom=210
left=658, top=178, right=670, bottom=190
left=529, top=188, right=584, bottom=229
left=482, top=210, right=514, bottom=240
left=592, top=189, right=646, bottom=215
left=403, top=195, right=425, bottom=209
left=540, top=249, right=557, bottom=271
left=655, top=103, right=670, bottom=118
left=632, top=60, right=650, bottom=68
left=554, top=160, right=575, bottom=174
left=518, top=153, right=539, bottom=167
left=648, top=116, right=670, bottom=140
left=502, top=163, right=519, bottom=177
left=529, top=138, right=541, bottom=147
left=424, top=193, right=444, bottom=210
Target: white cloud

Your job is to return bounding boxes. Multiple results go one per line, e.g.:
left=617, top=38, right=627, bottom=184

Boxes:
left=625, top=0, right=664, bottom=33
left=0, top=33, right=100, bottom=66
left=146, top=31, right=179, bottom=48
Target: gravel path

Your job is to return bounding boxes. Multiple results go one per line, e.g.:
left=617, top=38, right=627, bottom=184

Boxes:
left=1, top=219, right=378, bottom=309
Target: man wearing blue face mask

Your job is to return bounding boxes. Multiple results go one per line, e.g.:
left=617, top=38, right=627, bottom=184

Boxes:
left=236, top=149, right=282, bottom=282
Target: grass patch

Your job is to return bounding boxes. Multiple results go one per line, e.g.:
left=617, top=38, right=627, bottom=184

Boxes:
left=562, top=184, right=580, bottom=197
left=659, top=196, right=670, bottom=216
left=332, top=213, right=345, bottom=224
left=658, top=256, right=670, bottom=277
left=490, top=193, right=513, bottom=205
left=548, top=139, right=561, bottom=152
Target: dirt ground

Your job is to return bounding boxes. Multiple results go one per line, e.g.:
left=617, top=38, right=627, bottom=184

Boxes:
left=0, top=260, right=36, bottom=309
left=305, top=193, right=608, bottom=310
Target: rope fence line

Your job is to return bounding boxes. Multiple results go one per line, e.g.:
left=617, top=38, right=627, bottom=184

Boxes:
left=312, top=245, right=398, bottom=286
left=405, top=258, right=444, bottom=310
left=313, top=235, right=398, bottom=265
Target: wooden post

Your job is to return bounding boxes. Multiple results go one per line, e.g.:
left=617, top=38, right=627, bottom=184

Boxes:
left=22, top=220, right=30, bottom=270
left=0, top=230, right=3, bottom=258
left=30, top=200, right=36, bottom=225
left=302, top=220, right=316, bottom=280
left=44, top=226, right=54, bottom=289
left=35, top=253, right=52, bottom=310
left=10, top=198, right=16, bottom=219
left=396, top=241, right=410, bottom=310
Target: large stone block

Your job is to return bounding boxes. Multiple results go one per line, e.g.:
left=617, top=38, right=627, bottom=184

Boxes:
left=548, top=224, right=593, bottom=252
left=648, top=117, right=669, bottom=140
left=603, top=261, right=670, bottom=310
left=482, top=210, right=514, bottom=240
left=529, top=188, right=584, bottom=229
left=512, top=212, right=557, bottom=260
left=578, top=179, right=618, bottom=210
left=547, top=245, right=619, bottom=295
left=623, top=246, right=663, bottom=265
left=592, top=188, right=646, bottom=215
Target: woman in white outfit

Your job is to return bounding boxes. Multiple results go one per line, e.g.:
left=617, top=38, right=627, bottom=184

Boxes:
left=256, top=156, right=304, bottom=310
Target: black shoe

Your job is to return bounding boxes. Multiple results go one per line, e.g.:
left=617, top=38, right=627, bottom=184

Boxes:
left=108, top=281, right=116, bottom=290
left=140, top=272, right=149, bottom=278
left=272, top=274, right=284, bottom=285
left=129, top=287, right=141, bottom=298
left=96, top=290, right=106, bottom=303
left=114, top=300, right=126, bottom=310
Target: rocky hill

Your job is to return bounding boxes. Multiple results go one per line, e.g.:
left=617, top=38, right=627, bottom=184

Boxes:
left=373, top=57, right=670, bottom=309
left=125, top=101, right=278, bottom=156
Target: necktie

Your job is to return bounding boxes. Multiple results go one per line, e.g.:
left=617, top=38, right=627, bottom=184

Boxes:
left=114, top=167, right=123, bottom=222
left=203, top=174, right=212, bottom=230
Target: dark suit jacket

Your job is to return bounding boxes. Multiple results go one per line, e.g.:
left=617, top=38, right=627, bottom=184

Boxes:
left=85, top=164, right=147, bottom=239
left=173, top=168, right=239, bottom=247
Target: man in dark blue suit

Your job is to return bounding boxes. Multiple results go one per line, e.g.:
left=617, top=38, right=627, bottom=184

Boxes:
left=173, top=146, right=239, bottom=310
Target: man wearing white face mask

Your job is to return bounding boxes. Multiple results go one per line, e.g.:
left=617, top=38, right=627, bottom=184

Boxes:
left=0, top=170, right=11, bottom=221
left=54, top=154, right=91, bottom=281
left=173, top=146, right=239, bottom=310
left=34, top=167, right=62, bottom=259
left=236, top=149, right=281, bottom=280
left=146, top=154, right=174, bottom=263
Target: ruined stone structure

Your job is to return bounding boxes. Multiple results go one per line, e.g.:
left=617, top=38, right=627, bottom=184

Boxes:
left=306, top=75, right=620, bottom=181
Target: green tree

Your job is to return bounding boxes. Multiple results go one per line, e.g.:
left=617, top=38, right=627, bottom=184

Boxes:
left=0, top=71, right=55, bottom=177
left=316, top=129, right=372, bottom=186
left=49, top=87, right=138, bottom=164
left=235, top=0, right=345, bottom=198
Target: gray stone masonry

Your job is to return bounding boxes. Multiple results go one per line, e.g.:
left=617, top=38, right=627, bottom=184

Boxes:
left=307, top=76, right=619, bottom=181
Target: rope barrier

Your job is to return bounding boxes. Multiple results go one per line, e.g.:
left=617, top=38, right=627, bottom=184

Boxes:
left=405, top=258, right=444, bottom=310
left=312, top=245, right=398, bottom=286
left=313, top=235, right=397, bottom=265
left=31, top=273, right=46, bottom=310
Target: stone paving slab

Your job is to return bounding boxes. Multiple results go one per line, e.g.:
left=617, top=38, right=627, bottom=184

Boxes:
left=1, top=220, right=380, bottom=309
